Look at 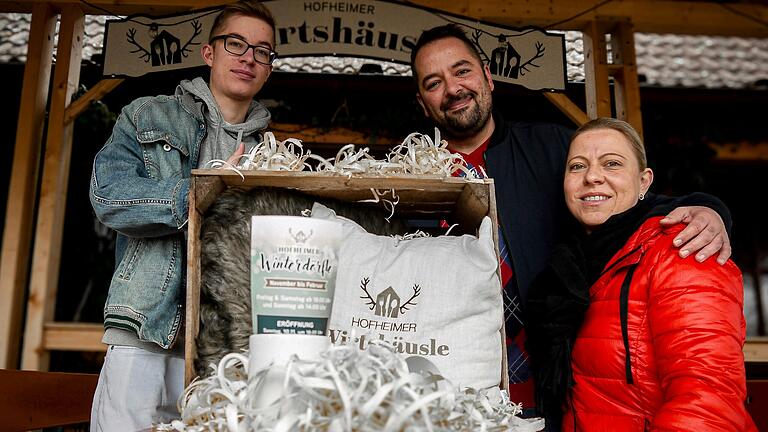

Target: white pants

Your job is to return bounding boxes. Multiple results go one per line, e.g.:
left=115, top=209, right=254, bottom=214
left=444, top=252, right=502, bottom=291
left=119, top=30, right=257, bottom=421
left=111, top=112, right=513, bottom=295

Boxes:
left=90, top=345, right=184, bottom=432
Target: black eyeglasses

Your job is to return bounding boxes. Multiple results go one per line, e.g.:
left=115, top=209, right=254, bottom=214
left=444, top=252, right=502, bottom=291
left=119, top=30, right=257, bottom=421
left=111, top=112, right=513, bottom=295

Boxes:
left=209, top=34, right=278, bottom=65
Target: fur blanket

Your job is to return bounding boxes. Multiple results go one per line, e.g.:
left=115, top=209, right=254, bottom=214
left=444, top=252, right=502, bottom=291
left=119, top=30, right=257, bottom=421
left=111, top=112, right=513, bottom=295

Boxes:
left=196, top=187, right=406, bottom=377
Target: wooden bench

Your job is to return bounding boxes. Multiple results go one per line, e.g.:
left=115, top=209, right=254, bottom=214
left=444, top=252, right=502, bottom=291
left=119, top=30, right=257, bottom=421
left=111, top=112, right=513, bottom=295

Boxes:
left=0, top=369, right=97, bottom=431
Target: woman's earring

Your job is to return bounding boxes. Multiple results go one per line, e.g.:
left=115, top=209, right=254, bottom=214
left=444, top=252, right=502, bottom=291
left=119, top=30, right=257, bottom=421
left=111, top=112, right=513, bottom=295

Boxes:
left=639, top=192, right=645, bottom=201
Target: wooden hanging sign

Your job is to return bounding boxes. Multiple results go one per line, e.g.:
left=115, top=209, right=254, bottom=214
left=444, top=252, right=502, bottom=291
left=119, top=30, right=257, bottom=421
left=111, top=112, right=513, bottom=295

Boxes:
left=103, top=0, right=566, bottom=90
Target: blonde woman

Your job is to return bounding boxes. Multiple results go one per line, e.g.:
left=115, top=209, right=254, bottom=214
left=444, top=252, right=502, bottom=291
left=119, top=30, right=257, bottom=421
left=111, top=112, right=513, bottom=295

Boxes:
left=527, top=118, right=755, bottom=431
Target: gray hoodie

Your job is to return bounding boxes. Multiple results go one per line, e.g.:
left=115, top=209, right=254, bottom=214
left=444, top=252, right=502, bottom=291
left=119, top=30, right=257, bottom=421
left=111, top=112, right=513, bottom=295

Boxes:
left=177, top=77, right=271, bottom=167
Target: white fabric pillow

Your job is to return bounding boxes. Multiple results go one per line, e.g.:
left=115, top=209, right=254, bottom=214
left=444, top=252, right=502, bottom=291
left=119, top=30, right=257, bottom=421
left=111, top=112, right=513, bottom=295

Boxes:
left=313, top=203, right=503, bottom=389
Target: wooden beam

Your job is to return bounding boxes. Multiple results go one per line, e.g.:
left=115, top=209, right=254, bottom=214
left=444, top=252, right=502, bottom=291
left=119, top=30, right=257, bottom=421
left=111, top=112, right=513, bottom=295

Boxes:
left=0, top=369, right=98, bottom=430
left=43, top=322, right=106, bottom=351
left=21, top=4, right=85, bottom=371
left=0, top=0, right=764, bottom=36
left=745, top=337, right=768, bottom=363
left=749, top=247, right=766, bottom=337
left=709, top=141, right=768, bottom=162
left=0, top=2, right=56, bottom=370
left=543, top=92, right=589, bottom=127
left=0, top=0, right=234, bottom=15
left=64, top=78, right=124, bottom=125
left=405, top=0, right=768, bottom=37
left=582, top=20, right=612, bottom=119
left=609, top=19, right=644, bottom=137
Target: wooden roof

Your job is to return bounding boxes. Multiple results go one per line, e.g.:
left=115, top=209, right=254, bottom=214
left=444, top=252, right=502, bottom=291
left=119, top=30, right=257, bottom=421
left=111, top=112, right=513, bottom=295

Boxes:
left=0, top=0, right=766, bottom=37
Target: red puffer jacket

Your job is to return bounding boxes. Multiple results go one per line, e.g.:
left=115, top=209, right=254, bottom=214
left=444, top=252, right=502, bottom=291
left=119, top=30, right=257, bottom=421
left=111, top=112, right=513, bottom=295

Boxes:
left=562, top=217, right=756, bottom=431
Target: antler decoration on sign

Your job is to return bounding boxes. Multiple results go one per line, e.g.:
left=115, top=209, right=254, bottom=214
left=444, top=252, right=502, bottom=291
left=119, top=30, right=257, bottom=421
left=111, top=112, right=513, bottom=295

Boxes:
left=181, top=20, right=203, bottom=58
left=519, top=41, right=545, bottom=76
left=126, top=28, right=151, bottom=62
left=399, top=284, right=421, bottom=313
left=470, top=29, right=491, bottom=64
left=359, top=277, right=376, bottom=310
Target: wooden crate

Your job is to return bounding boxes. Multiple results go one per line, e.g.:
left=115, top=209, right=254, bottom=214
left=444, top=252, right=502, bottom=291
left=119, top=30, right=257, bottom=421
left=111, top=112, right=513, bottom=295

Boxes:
left=185, top=169, right=507, bottom=389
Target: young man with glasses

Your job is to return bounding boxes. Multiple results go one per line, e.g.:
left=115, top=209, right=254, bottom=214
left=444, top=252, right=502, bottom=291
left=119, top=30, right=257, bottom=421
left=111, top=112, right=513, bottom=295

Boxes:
left=89, top=1, right=275, bottom=429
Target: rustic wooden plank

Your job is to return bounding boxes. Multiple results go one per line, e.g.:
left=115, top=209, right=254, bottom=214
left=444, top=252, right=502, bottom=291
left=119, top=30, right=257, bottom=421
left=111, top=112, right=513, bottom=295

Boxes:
left=194, top=175, right=226, bottom=214
left=1, top=1, right=764, bottom=37
left=709, top=142, right=768, bottom=162
left=64, top=78, right=124, bottom=125
left=44, top=322, right=106, bottom=351
left=193, top=169, right=479, bottom=190
left=0, top=0, right=232, bottom=15
left=405, top=0, right=768, bottom=37
left=22, top=4, right=85, bottom=371
left=610, top=20, right=644, bottom=137
left=0, top=369, right=98, bottom=430
left=582, top=20, right=612, bottom=119
left=185, top=177, right=202, bottom=385
left=0, top=2, right=56, bottom=370
left=483, top=181, right=508, bottom=391
left=453, top=182, right=490, bottom=235
left=745, top=338, right=768, bottom=363
left=543, top=92, right=589, bottom=127
left=190, top=171, right=492, bottom=217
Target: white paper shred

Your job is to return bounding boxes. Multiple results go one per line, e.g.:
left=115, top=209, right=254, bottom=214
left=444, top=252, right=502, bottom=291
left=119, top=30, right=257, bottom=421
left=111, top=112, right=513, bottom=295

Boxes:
left=385, top=129, right=479, bottom=179
left=156, top=341, right=545, bottom=432
left=206, top=129, right=483, bottom=180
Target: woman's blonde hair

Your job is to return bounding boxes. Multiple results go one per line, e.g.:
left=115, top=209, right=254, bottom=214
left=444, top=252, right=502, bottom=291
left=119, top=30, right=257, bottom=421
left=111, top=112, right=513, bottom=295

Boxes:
left=571, top=118, right=647, bottom=170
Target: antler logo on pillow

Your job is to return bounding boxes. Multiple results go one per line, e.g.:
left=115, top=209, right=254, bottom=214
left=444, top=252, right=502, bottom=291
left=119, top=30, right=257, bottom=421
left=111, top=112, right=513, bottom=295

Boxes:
left=359, top=277, right=421, bottom=318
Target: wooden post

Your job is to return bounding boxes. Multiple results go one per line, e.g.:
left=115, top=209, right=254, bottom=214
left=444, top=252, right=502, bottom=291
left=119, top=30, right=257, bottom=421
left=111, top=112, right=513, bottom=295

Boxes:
left=0, top=3, right=57, bottom=370
left=752, top=241, right=766, bottom=336
left=21, top=4, right=85, bottom=371
left=185, top=176, right=202, bottom=384
left=609, top=19, right=643, bottom=136
left=578, top=18, right=644, bottom=135
left=582, top=20, right=612, bottom=119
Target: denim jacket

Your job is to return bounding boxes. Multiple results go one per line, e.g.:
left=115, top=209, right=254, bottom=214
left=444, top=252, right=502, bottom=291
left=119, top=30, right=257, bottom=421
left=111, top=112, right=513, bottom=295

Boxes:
left=90, top=94, right=206, bottom=348
left=91, top=77, right=270, bottom=349
left=90, top=93, right=207, bottom=348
